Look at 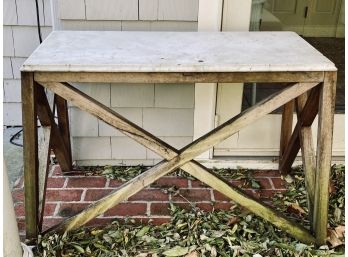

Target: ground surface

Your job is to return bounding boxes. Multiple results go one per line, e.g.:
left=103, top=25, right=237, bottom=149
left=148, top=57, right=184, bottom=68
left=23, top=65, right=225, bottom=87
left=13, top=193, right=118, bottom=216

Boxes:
left=4, top=127, right=23, bottom=189
left=13, top=165, right=287, bottom=238
left=32, top=165, right=345, bottom=257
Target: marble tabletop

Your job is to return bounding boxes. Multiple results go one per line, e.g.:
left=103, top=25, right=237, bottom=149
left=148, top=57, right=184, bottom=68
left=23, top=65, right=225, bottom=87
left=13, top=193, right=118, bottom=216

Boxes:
left=21, top=31, right=336, bottom=73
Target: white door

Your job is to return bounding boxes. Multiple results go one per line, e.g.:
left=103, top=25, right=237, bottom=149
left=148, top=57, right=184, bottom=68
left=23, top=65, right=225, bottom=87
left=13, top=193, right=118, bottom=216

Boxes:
left=263, top=0, right=308, bottom=34
left=304, top=0, right=343, bottom=36
left=263, top=0, right=343, bottom=36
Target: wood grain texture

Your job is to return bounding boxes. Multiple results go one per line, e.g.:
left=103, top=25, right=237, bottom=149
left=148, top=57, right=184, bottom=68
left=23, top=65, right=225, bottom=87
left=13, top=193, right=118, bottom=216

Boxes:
left=313, top=71, right=337, bottom=245
left=279, top=85, right=321, bottom=173
left=38, top=126, right=52, bottom=231
left=296, top=93, right=316, bottom=231
left=40, top=81, right=317, bottom=243
left=36, top=84, right=72, bottom=171
left=54, top=95, right=72, bottom=168
left=21, top=72, right=39, bottom=239
left=279, top=99, right=294, bottom=163
left=34, top=71, right=324, bottom=84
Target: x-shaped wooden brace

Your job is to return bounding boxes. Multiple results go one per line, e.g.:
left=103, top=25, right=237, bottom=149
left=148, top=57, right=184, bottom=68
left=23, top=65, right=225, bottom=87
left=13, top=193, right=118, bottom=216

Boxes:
left=34, top=81, right=323, bottom=244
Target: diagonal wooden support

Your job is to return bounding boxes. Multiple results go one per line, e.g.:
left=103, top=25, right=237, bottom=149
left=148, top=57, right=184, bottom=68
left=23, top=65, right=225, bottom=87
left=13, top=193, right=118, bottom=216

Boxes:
left=54, top=94, right=72, bottom=168
left=40, top=81, right=318, bottom=243
left=38, top=126, right=52, bottom=231
left=279, top=99, right=294, bottom=167
left=296, top=92, right=316, bottom=231
left=36, top=84, right=72, bottom=172
left=279, top=86, right=321, bottom=173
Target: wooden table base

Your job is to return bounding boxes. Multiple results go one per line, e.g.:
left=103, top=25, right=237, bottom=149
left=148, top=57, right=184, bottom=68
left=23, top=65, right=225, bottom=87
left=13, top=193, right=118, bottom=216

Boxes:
left=21, top=71, right=336, bottom=246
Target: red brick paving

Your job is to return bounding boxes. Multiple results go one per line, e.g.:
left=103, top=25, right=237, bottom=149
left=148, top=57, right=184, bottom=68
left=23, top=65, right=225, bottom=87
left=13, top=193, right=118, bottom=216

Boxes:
left=13, top=165, right=287, bottom=237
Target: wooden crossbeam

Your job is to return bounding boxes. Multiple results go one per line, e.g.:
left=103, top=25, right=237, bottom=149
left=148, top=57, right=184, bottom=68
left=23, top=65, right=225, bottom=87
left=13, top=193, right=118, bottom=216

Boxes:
left=36, top=85, right=71, bottom=171
left=279, top=86, right=321, bottom=173
left=34, top=71, right=324, bottom=84
left=40, top=81, right=318, bottom=243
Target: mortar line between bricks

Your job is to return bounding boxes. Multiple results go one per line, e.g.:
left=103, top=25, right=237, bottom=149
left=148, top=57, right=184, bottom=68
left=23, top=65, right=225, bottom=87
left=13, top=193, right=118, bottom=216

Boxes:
left=210, top=189, right=215, bottom=202
left=62, top=178, right=68, bottom=188
left=187, top=180, right=192, bottom=188
left=268, top=177, right=276, bottom=190
left=80, top=189, right=87, bottom=202
left=105, top=178, right=110, bottom=188
left=53, top=202, right=61, bottom=217
left=146, top=202, right=151, bottom=216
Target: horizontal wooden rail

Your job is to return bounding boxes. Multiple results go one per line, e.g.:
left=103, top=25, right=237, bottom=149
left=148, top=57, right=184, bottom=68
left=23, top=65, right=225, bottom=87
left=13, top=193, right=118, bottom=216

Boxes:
left=34, top=71, right=324, bottom=84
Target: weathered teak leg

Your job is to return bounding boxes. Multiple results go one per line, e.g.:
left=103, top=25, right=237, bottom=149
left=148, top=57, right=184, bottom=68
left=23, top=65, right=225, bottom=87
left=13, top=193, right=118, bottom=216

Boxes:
left=279, top=86, right=320, bottom=173
left=54, top=95, right=72, bottom=169
left=21, top=72, right=39, bottom=240
left=38, top=81, right=319, bottom=244
left=313, top=71, right=337, bottom=245
left=36, top=85, right=71, bottom=172
left=296, top=92, right=316, bottom=231
left=279, top=99, right=294, bottom=171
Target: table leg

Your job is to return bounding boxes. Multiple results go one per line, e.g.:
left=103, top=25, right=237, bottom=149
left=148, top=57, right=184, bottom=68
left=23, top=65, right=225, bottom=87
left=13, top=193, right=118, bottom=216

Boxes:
left=21, top=72, right=39, bottom=240
left=313, top=71, right=337, bottom=245
left=296, top=93, right=316, bottom=231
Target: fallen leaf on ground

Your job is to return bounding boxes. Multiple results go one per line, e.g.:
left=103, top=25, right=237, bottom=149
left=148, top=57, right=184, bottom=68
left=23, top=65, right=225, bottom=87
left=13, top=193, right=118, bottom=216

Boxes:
left=287, top=203, right=306, bottom=216
left=327, top=229, right=344, bottom=248
left=227, top=216, right=241, bottom=226
left=185, top=251, right=198, bottom=257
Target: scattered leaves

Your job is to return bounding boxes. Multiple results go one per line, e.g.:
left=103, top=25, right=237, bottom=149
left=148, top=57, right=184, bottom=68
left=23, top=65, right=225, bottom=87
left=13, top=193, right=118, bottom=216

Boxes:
left=34, top=165, right=345, bottom=257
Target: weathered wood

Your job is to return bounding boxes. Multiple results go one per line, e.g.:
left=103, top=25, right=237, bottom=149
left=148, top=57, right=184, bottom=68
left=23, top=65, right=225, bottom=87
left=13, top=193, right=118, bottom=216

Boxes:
left=279, top=99, right=294, bottom=164
left=313, top=71, right=337, bottom=245
left=54, top=94, right=72, bottom=168
left=296, top=93, right=316, bottom=231
left=34, top=71, right=324, bottom=84
left=279, top=85, right=321, bottom=173
left=42, top=81, right=318, bottom=242
left=21, top=72, right=39, bottom=240
left=38, top=126, right=52, bottom=231
left=36, top=84, right=72, bottom=171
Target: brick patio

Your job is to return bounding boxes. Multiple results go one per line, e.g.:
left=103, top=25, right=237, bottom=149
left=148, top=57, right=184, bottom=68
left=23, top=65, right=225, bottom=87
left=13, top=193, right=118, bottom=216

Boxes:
left=13, top=165, right=287, bottom=237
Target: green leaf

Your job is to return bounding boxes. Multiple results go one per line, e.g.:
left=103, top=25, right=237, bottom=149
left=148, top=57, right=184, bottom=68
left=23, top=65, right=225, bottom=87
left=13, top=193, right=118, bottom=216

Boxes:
left=162, top=246, right=189, bottom=256
left=71, top=244, right=85, bottom=253
left=136, top=226, right=150, bottom=237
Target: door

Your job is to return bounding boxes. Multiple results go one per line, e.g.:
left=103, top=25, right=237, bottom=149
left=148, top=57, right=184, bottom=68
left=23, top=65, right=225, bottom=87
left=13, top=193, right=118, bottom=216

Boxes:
left=263, top=0, right=343, bottom=36
left=304, top=0, right=343, bottom=36
left=263, top=0, right=308, bottom=34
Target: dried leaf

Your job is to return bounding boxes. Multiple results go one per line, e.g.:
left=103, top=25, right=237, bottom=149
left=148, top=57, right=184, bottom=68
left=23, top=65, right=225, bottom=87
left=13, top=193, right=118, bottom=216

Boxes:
left=185, top=251, right=198, bottom=257
left=287, top=203, right=306, bottom=216
left=162, top=246, right=189, bottom=256
left=227, top=216, right=241, bottom=226
left=327, top=229, right=344, bottom=248
left=334, top=225, right=345, bottom=238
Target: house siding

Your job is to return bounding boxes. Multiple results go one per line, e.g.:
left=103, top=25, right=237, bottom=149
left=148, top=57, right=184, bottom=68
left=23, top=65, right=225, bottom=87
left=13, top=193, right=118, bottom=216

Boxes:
left=57, top=0, right=197, bottom=165
left=3, top=0, right=52, bottom=126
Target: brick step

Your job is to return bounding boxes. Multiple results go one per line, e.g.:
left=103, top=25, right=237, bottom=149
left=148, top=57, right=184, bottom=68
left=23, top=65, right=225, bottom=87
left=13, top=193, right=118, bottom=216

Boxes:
left=13, top=165, right=287, bottom=236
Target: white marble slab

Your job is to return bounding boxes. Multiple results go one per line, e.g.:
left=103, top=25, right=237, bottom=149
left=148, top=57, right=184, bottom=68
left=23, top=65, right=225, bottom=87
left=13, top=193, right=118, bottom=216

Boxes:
left=21, top=31, right=336, bottom=72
